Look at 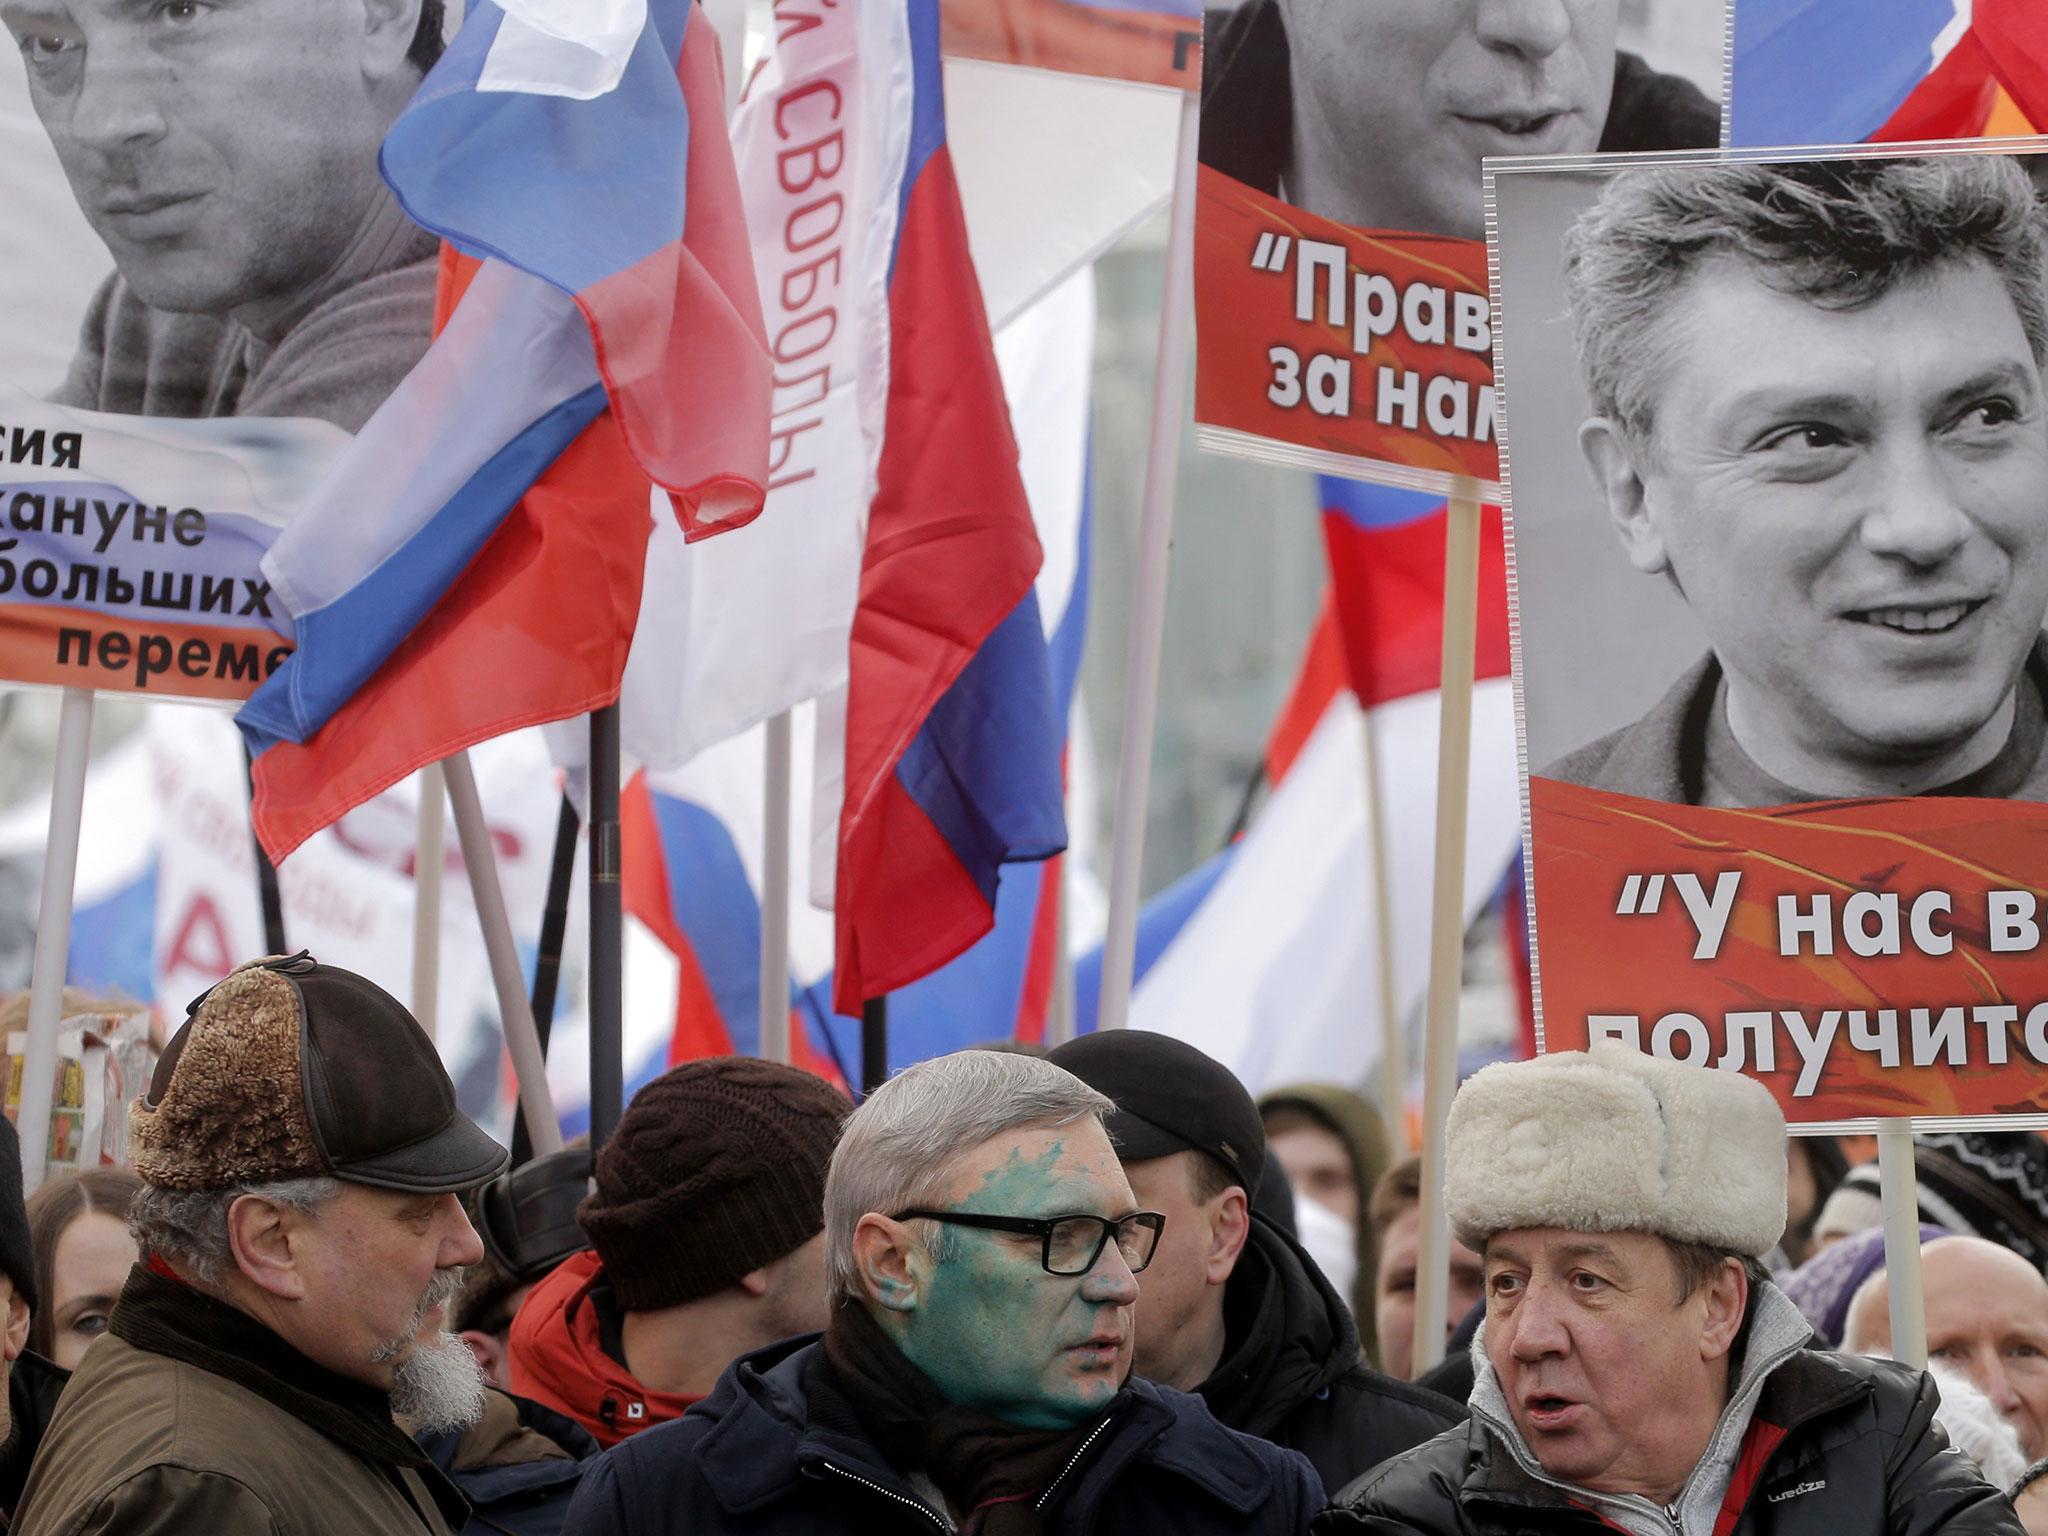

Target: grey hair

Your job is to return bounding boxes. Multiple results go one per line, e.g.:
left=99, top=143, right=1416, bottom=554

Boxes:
left=129, top=1176, right=344, bottom=1286
left=1564, top=155, right=2048, bottom=446
left=824, top=1051, right=1114, bottom=1303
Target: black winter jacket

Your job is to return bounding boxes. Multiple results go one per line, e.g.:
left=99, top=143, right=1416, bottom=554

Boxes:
left=1312, top=1349, right=2022, bottom=1536
left=1203, top=1216, right=1463, bottom=1493
left=560, top=1333, right=1323, bottom=1536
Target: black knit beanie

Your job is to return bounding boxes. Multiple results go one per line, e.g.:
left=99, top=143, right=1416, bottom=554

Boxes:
left=579, top=1058, right=849, bottom=1310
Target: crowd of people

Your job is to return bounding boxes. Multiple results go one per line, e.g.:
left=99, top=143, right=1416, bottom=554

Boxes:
left=0, top=954, right=2039, bottom=1533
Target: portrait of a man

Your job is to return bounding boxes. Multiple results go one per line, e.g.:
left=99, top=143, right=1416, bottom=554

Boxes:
left=1545, top=155, right=2048, bottom=805
left=1198, top=0, right=1719, bottom=240
left=0, top=0, right=445, bottom=432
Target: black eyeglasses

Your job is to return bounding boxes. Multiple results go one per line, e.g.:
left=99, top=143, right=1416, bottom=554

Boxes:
left=892, top=1209, right=1167, bottom=1276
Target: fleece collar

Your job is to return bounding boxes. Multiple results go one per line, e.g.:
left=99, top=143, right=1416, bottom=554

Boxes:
left=1467, top=1281, right=1812, bottom=1536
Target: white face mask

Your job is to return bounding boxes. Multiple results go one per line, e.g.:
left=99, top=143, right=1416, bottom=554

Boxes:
left=1290, top=1190, right=1358, bottom=1308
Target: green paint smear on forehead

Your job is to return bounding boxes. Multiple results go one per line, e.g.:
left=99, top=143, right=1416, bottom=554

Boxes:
left=959, top=1141, right=1069, bottom=1214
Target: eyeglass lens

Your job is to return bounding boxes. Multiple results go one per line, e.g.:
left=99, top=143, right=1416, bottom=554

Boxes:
left=1045, top=1214, right=1160, bottom=1275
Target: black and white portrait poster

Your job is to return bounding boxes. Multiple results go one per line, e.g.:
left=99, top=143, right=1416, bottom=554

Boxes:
left=1492, top=140, right=2048, bottom=1128
left=0, top=0, right=449, bottom=698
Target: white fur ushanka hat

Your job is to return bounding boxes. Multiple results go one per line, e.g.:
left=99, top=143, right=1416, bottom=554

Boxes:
left=1444, top=1041, right=1788, bottom=1257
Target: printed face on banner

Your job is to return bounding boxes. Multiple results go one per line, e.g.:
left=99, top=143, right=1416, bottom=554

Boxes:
left=1192, top=0, right=1725, bottom=495
left=1493, top=145, right=2048, bottom=1125
left=0, top=0, right=442, bottom=700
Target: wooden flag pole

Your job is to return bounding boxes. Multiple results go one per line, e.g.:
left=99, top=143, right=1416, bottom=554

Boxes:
left=1878, top=1121, right=1928, bottom=1368
left=1360, top=709, right=1409, bottom=1149
left=18, top=688, right=94, bottom=1193
left=1412, top=490, right=1484, bottom=1374
left=411, top=763, right=446, bottom=1041
left=445, top=749, right=561, bottom=1158
left=588, top=705, right=624, bottom=1150
left=759, top=712, right=794, bottom=1064
left=1096, top=86, right=1199, bottom=1033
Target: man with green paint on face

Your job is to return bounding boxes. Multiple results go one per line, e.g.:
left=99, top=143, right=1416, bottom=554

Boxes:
left=559, top=1050, right=1325, bottom=1536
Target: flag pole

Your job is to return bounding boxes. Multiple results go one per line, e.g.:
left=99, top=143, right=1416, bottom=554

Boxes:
left=18, top=688, right=94, bottom=1192
left=411, top=763, right=446, bottom=1041
left=1360, top=710, right=1408, bottom=1149
left=759, top=712, right=794, bottom=1064
left=1096, top=87, right=1199, bottom=1033
left=1412, top=490, right=1483, bottom=1374
left=588, top=704, right=624, bottom=1148
left=242, top=744, right=288, bottom=956
left=1046, top=859, right=1077, bottom=1046
left=861, top=995, right=888, bottom=1098
left=444, top=749, right=562, bottom=1157
left=1878, top=1121, right=1928, bottom=1368
left=512, top=794, right=580, bottom=1164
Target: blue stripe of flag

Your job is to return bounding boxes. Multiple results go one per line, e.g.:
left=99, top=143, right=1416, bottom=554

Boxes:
left=380, top=0, right=692, bottom=294
left=237, top=385, right=608, bottom=753
left=1320, top=475, right=1441, bottom=533
left=1728, top=0, right=1955, bottom=146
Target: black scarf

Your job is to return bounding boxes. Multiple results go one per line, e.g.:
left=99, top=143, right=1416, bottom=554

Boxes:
left=109, top=1260, right=468, bottom=1531
left=823, top=1301, right=1123, bottom=1536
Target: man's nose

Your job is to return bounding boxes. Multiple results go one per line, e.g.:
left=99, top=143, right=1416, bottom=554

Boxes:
left=1473, top=0, right=1574, bottom=59
left=64, top=40, right=170, bottom=154
left=1506, top=1286, right=1570, bottom=1361
left=1080, top=1239, right=1141, bottom=1307
left=1973, top=1351, right=2025, bottom=1418
left=441, top=1195, right=487, bottom=1270
left=1859, top=443, right=1973, bottom=566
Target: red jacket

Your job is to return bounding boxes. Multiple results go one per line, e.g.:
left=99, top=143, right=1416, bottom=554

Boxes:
left=507, top=1251, right=700, bottom=1448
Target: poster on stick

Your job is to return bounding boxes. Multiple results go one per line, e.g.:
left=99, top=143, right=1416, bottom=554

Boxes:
left=0, top=0, right=450, bottom=699
left=1492, top=140, right=2048, bottom=1128
left=1192, top=1, right=1726, bottom=496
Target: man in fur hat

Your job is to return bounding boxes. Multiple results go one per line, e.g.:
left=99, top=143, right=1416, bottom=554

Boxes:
left=1317, top=1041, right=2021, bottom=1536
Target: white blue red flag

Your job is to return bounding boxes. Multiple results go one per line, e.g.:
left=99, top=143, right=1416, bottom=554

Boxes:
left=1729, top=0, right=2047, bottom=145
left=820, top=0, right=1066, bottom=1016
left=238, top=0, right=769, bottom=859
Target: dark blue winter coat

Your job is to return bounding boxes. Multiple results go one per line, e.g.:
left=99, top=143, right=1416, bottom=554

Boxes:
left=418, top=1387, right=596, bottom=1536
left=560, top=1334, right=1324, bottom=1536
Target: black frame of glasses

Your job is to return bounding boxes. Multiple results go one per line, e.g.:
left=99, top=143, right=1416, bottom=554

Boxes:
left=892, top=1209, right=1167, bottom=1276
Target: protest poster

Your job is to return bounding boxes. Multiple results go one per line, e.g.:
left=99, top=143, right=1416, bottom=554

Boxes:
left=1192, top=2, right=1726, bottom=496
left=0, top=1, right=451, bottom=700
left=1725, top=0, right=2046, bottom=148
left=1491, top=140, right=2048, bottom=1127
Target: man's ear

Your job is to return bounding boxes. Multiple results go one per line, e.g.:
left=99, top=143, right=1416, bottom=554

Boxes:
left=2, top=1284, right=28, bottom=1366
left=851, top=1214, right=926, bottom=1314
left=1207, top=1189, right=1252, bottom=1285
left=735, top=1265, right=771, bottom=1299
left=1579, top=417, right=1669, bottom=576
left=459, top=1329, right=510, bottom=1391
left=225, top=1194, right=309, bottom=1303
left=1698, top=1259, right=1748, bottom=1364
left=360, top=0, right=428, bottom=79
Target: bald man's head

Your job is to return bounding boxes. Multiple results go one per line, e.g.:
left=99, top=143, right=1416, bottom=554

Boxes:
left=1845, top=1236, right=2048, bottom=1458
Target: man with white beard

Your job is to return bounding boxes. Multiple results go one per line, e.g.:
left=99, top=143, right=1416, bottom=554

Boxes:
left=15, top=953, right=508, bottom=1535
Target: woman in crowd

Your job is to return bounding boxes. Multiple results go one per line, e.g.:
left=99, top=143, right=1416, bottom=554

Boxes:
left=25, top=1168, right=140, bottom=1371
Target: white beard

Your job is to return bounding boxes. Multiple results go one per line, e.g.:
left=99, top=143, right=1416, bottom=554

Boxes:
left=388, top=1330, right=487, bottom=1433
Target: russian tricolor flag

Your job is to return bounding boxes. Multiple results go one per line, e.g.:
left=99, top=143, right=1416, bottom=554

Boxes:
left=623, top=264, right=1096, bottom=1079
left=1318, top=479, right=1511, bottom=710
left=825, top=0, right=1066, bottom=1015
left=238, top=0, right=769, bottom=859
left=1729, top=0, right=2046, bottom=146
